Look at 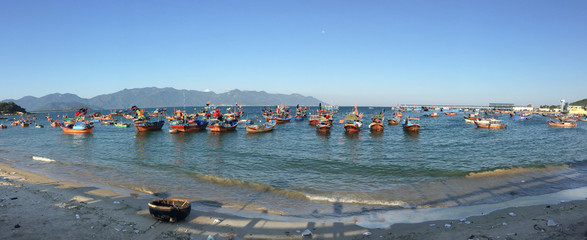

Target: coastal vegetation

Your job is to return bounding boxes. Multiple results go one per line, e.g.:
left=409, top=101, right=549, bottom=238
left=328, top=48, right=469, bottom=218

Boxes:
left=0, top=101, right=26, bottom=115
left=571, top=98, right=587, bottom=106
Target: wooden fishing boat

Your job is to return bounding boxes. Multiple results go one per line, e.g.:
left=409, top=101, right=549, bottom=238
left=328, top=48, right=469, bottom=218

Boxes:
left=134, top=120, right=165, bottom=132
left=343, top=115, right=362, bottom=133
left=423, top=112, right=438, bottom=118
left=464, top=114, right=480, bottom=123
left=35, top=124, right=44, bottom=128
left=207, top=120, right=238, bottom=132
left=474, top=119, right=507, bottom=129
left=388, top=118, right=400, bottom=125
left=369, top=121, right=384, bottom=131
left=369, top=116, right=384, bottom=132
left=444, top=112, right=457, bottom=116
left=402, top=118, right=421, bottom=132
left=316, top=119, right=332, bottom=133
left=0, top=124, right=7, bottom=129
left=245, top=121, right=276, bottom=133
left=61, top=122, right=94, bottom=134
left=274, top=115, right=292, bottom=124
left=170, top=119, right=208, bottom=132
left=547, top=120, right=577, bottom=128
left=308, top=115, right=319, bottom=126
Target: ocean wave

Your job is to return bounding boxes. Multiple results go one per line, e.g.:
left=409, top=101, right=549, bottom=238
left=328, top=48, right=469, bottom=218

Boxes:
left=191, top=173, right=309, bottom=200
left=32, top=156, right=56, bottom=163
left=465, top=165, right=569, bottom=179
left=304, top=194, right=413, bottom=208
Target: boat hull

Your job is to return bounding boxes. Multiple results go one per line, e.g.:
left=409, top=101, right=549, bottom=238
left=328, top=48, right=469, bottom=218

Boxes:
left=245, top=124, right=275, bottom=133
left=274, top=117, right=292, bottom=124
left=170, top=123, right=207, bottom=132
left=388, top=119, right=400, bottom=125
left=474, top=121, right=507, bottom=129
left=134, top=121, right=165, bottom=132
left=547, top=121, right=577, bottom=128
left=61, top=125, right=93, bottom=134
left=369, top=123, right=384, bottom=131
left=208, top=122, right=238, bottom=132
left=344, top=124, right=361, bottom=133
left=403, top=124, right=421, bottom=132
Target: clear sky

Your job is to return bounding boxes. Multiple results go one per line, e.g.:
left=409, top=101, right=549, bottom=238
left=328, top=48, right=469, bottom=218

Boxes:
left=1, top=1, right=586, bottom=106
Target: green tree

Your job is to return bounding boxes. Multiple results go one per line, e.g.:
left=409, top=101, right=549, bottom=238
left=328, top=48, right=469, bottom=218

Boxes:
left=0, top=102, right=27, bottom=114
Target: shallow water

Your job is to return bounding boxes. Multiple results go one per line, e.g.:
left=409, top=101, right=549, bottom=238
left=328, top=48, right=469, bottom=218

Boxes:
left=1, top=107, right=586, bottom=217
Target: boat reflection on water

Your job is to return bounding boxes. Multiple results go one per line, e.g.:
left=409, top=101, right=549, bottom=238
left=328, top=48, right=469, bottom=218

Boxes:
left=404, top=130, right=419, bottom=139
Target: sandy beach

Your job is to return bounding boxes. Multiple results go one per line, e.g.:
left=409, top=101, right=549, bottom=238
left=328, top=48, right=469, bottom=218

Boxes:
left=0, top=161, right=585, bottom=240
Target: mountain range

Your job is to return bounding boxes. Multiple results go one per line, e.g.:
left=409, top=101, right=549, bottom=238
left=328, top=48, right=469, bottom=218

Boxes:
left=2, top=87, right=323, bottom=112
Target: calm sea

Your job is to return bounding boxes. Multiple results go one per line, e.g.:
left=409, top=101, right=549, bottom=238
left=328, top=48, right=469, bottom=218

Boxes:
left=1, top=106, right=586, bottom=218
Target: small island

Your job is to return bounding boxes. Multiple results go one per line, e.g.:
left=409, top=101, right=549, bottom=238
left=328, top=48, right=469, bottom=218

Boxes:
left=0, top=101, right=27, bottom=115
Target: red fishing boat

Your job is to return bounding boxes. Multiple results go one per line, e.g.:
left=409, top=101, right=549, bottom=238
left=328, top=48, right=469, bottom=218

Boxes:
left=547, top=120, right=577, bottom=128
left=343, top=105, right=363, bottom=133
left=368, top=113, right=385, bottom=132
left=402, top=118, right=421, bottom=132
left=308, top=115, right=319, bottom=126
left=316, top=116, right=332, bottom=133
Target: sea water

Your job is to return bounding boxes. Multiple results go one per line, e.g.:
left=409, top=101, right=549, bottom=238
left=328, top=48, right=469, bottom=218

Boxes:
left=0, top=106, right=586, bottom=218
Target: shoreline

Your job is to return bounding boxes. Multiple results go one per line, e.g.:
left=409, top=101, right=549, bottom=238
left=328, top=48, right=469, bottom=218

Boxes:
left=1, top=161, right=586, bottom=239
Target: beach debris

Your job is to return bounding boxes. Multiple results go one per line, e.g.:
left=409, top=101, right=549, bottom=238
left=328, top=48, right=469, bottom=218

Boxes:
left=444, top=223, right=451, bottom=228
left=130, top=193, right=139, bottom=198
left=14, top=224, right=20, bottom=228
left=429, top=223, right=436, bottom=227
left=363, top=231, right=372, bottom=236
left=547, top=219, right=557, bottom=227
left=508, top=212, right=516, bottom=217
left=459, top=218, right=467, bottom=222
left=213, top=218, right=223, bottom=224
left=502, top=222, right=507, bottom=226
left=207, top=235, right=215, bottom=240
left=1, top=197, right=9, bottom=201
left=465, top=221, right=471, bottom=224
left=75, top=214, right=80, bottom=219
left=533, top=224, right=546, bottom=232
left=301, top=229, right=312, bottom=236
left=226, top=233, right=233, bottom=240
left=113, top=201, right=120, bottom=204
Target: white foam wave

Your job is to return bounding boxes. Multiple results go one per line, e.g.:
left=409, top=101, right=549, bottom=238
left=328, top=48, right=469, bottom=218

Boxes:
left=32, top=156, right=56, bottom=163
left=305, top=194, right=413, bottom=208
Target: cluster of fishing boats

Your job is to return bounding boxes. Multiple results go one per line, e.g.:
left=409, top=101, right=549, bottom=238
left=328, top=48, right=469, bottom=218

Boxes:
left=2, top=104, right=585, bottom=135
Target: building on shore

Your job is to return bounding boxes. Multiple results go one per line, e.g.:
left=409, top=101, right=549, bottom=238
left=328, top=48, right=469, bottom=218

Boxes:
left=489, top=103, right=514, bottom=111
left=568, top=105, right=587, bottom=115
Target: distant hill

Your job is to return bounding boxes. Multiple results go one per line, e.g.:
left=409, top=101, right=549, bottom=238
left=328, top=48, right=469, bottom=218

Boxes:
left=570, top=98, right=587, bottom=106
left=2, top=87, right=323, bottom=111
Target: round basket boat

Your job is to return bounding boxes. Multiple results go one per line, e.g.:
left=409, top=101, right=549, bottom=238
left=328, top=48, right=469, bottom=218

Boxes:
left=148, top=199, right=191, bottom=222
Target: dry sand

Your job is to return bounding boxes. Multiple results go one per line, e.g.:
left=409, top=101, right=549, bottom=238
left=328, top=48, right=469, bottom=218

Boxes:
left=0, top=161, right=585, bottom=240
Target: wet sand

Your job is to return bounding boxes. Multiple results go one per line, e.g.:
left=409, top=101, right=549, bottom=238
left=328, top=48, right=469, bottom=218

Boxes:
left=1, top=161, right=586, bottom=239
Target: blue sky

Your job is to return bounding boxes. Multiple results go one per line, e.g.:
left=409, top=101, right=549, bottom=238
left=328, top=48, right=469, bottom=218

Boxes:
left=1, top=1, right=586, bottom=106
